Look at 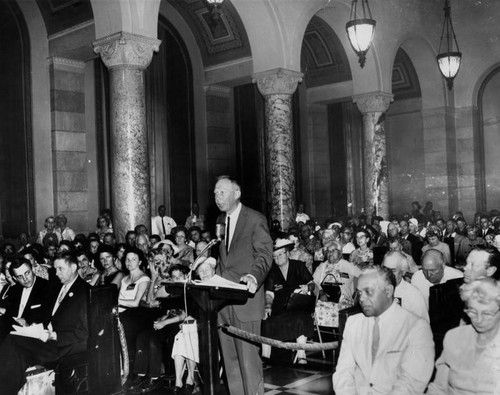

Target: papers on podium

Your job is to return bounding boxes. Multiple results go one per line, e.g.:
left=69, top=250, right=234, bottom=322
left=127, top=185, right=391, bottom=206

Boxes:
left=195, top=274, right=248, bottom=291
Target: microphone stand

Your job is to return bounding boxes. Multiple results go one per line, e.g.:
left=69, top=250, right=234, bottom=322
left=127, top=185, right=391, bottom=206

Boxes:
left=187, top=238, right=220, bottom=281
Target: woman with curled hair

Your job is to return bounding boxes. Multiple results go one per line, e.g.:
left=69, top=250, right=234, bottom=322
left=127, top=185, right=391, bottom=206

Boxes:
left=172, top=226, right=194, bottom=267
left=426, top=278, right=500, bottom=394
left=349, top=229, right=374, bottom=270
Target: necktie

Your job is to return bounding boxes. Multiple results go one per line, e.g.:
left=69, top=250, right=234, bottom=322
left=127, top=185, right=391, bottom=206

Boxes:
left=226, top=215, right=231, bottom=254
left=372, top=317, right=380, bottom=363
left=161, top=217, right=167, bottom=236
left=58, top=285, right=68, bottom=304
left=52, top=285, right=68, bottom=315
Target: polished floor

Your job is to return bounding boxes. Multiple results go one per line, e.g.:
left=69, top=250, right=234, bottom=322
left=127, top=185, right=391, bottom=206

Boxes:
left=146, top=348, right=335, bottom=395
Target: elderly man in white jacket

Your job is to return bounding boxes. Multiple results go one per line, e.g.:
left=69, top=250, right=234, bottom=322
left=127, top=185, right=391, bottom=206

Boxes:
left=333, top=266, right=434, bottom=395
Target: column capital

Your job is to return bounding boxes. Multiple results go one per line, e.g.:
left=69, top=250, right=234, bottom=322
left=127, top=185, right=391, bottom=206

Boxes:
left=93, top=32, right=161, bottom=70
left=252, top=68, right=303, bottom=96
left=353, top=91, right=393, bottom=114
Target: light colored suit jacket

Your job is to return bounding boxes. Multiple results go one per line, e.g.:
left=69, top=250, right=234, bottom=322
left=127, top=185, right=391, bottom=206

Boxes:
left=333, top=302, right=434, bottom=395
left=217, top=204, right=273, bottom=322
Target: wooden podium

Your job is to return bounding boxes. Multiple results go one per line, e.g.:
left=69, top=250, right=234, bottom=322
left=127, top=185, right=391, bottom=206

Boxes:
left=165, top=281, right=248, bottom=395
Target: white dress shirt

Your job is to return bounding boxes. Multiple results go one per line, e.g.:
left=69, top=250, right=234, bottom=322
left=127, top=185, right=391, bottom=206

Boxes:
left=226, top=202, right=242, bottom=251
left=17, top=278, right=36, bottom=318
left=333, top=302, right=434, bottom=394
left=151, top=215, right=177, bottom=239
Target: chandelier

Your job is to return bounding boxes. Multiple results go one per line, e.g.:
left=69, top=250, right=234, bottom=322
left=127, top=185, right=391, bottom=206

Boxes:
left=346, top=0, right=376, bottom=68
left=437, top=0, right=462, bottom=90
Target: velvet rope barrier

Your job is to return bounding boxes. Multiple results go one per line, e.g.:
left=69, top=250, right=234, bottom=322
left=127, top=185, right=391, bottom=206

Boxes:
left=219, top=323, right=338, bottom=350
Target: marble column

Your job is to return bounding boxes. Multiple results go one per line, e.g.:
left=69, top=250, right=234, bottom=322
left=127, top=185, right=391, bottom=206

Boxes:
left=253, top=68, right=303, bottom=231
left=353, top=92, right=393, bottom=221
left=93, top=32, right=161, bottom=241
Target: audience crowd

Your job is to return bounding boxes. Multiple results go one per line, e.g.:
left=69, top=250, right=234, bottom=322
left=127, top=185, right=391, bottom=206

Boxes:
left=0, top=200, right=499, bottom=394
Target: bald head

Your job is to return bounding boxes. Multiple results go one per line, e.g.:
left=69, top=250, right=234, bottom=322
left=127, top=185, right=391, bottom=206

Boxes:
left=387, top=223, right=399, bottom=237
left=382, top=250, right=408, bottom=285
left=421, top=249, right=445, bottom=284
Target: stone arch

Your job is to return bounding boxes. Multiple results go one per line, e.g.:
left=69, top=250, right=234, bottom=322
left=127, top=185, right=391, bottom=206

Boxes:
left=396, top=34, right=446, bottom=110
left=91, top=0, right=161, bottom=39
left=476, top=65, right=500, bottom=210
left=315, top=1, right=384, bottom=95
left=232, top=0, right=328, bottom=73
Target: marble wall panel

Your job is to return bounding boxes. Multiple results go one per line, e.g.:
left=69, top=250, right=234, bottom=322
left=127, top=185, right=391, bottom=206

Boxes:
left=206, top=111, right=231, bottom=127
left=456, top=137, right=474, bottom=152
left=52, top=131, right=86, bottom=152
left=54, top=171, right=87, bottom=192
left=53, top=151, right=86, bottom=172
left=207, top=143, right=232, bottom=159
left=206, top=94, right=230, bottom=112
left=207, top=127, right=231, bottom=143
left=51, top=90, right=85, bottom=113
left=56, top=192, right=88, bottom=212
left=52, top=69, right=84, bottom=92
left=52, top=111, right=86, bottom=132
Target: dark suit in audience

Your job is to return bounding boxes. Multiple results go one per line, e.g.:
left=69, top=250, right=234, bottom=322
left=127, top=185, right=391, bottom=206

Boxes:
left=428, top=277, right=464, bottom=358
left=0, top=276, right=53, bottom=341
left=0, top=257, right=89, bottom=395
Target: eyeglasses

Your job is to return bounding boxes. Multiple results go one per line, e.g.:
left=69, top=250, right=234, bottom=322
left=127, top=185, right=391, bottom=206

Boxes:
left=464, top=308, right=500, bottom=321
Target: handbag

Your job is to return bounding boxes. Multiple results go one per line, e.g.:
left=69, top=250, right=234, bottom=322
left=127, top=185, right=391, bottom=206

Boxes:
left=321, top=273, right=342, bottom=303
left=284, top=291, right=315, bottom=313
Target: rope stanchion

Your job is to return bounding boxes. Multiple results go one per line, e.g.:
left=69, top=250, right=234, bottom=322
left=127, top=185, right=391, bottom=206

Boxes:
left=219, top=323, right=338, bottom=351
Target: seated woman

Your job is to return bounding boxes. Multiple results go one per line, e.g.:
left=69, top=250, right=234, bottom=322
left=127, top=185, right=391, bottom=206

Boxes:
left=91, top=245, right=124, bottom=288
left=172, top=226, right=194, bottom=267
left=262, top=238, right=316, bottom=364
left=313, top=242, right=361, bottom=327
left=426, top=278, right=500, bottom=395
left=76, top=249, right=98, bottom=285
left=96, top=215, right=113, bottom=242
left=123, top=264, right=192, bottom=394
left=349, top=229, right=374, bottom=269
left=118, top=247, right=151, bottom=369
left=287, top=229, right=313, bottom=274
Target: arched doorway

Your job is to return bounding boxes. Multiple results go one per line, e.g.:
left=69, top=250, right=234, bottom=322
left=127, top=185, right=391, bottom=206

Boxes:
left=479, top=67, right=500, bottom=210
left=0, top=1, right=33, bottom=238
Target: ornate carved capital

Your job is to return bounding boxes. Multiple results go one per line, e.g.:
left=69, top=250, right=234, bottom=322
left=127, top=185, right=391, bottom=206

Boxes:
left=252, top=68, right=303, bottom=96
left=93, top=32, right=161, bottom=70
left=353, top=91, right=393, bottom=114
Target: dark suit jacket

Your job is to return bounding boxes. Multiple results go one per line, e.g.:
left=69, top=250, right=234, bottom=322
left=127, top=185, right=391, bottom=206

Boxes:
left=405, top=233, right=423, bottom=264
left=217, top=204, right=273, bottom=322
left=5, top=277, right=53, bottom=325
left=49, top=276, right=90, bottom=352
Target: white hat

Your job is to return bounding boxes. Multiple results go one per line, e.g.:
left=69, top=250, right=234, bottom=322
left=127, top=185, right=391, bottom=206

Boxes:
left=196, top=257, right=217, bottom=270
left=408, top=218, right=418, bottom=228
left=274, top=238, right=294, bottom=251
left=328, top=222, right=342, bottom=229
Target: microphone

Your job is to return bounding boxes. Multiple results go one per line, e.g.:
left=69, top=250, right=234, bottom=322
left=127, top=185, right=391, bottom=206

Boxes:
left=188, top=238, right=221, bottom=280
left=215, top=222, right=225, bottom=242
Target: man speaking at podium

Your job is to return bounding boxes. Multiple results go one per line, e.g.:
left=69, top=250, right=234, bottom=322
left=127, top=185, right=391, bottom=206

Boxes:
left=214, top=175, right=273, bottom=395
